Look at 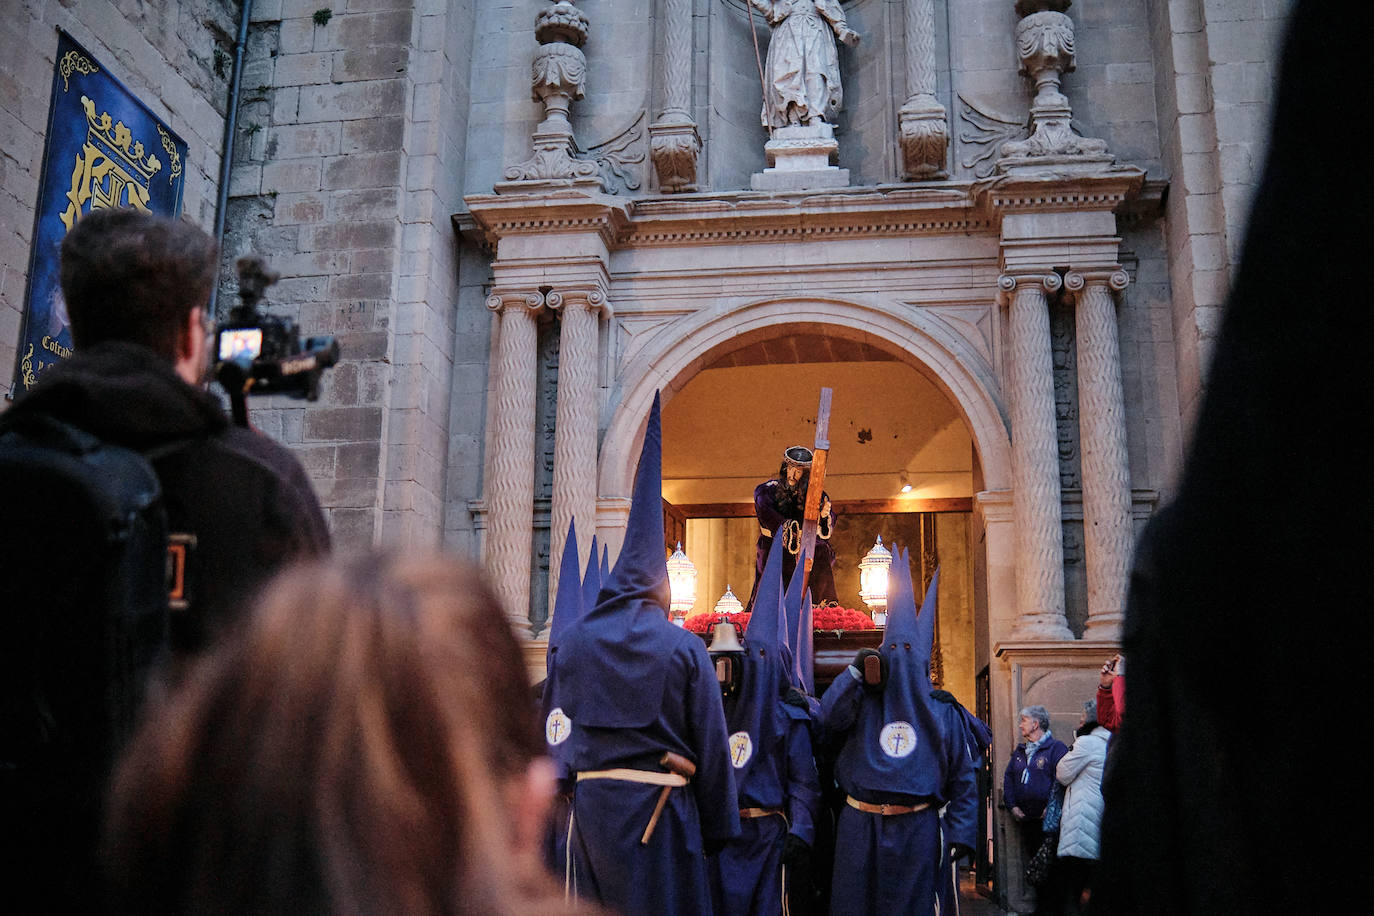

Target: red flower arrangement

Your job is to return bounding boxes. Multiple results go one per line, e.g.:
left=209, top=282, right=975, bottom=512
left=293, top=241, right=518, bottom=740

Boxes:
left=683, top=606, right=876, bottom=634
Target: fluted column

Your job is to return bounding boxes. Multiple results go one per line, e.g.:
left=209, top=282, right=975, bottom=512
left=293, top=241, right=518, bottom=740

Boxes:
left=649, top=0, right=701, bottom=191
left=547, top=287, right=607, bottom=608
left=485, top=289, right=545, bottom=631
left=1066, top=269, right=1132, bottom=638
left=899, top=0, right=948, bottom=179
left=1000, top=273, right=1073, bottom=639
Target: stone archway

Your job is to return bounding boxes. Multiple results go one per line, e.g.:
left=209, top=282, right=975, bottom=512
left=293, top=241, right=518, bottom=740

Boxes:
left=599, top=296, right=1011, bottom=499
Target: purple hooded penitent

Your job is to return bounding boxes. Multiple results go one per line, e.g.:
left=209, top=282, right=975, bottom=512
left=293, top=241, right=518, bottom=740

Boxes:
left=551, top=392, right=739, bottom=916
left=708, top=527, right=821, bottom=916
left=818, top=548, right=978, bottom=916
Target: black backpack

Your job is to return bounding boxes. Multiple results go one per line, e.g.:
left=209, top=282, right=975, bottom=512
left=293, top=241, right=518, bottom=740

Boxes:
left=0, top=412, right=172, bottom=907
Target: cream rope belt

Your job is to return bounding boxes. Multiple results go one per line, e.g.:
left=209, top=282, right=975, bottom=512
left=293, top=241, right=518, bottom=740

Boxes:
left=576, top=768, right=688, bottom=787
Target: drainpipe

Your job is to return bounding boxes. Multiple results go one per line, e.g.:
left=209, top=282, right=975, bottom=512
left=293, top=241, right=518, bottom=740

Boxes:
left=210, top=0, right=254, bottom=315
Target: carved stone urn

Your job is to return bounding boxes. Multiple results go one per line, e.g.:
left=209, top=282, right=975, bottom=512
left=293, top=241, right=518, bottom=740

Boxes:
left=502, top=1, right=601, bottom=186
left=999, top=0, right=1111, bottom=170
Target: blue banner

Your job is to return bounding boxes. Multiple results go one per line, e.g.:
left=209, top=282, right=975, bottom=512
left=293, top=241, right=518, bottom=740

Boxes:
left=9, top=30, right=189, bottom=396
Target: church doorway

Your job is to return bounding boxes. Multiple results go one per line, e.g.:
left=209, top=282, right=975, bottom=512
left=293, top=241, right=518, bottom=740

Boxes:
left=657, top=328, right=982, bottom=705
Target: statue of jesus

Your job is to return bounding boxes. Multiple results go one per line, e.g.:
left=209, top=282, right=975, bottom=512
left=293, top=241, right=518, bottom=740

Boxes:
left=749, top=0, right=861, bottom=129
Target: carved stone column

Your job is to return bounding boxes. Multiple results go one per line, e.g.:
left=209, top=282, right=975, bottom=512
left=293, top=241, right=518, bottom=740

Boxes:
left=648, top=0, right=700, bottom=192
left=501, top=1, right=602, bottom=188
left=998, top=1, right=1110, bottom=171
left=899, top=0, right=948, bottom=179
left=999, top=272, right=1073, bottom=639
left=1066, top=269, right=1132, bottom=638
left=547, top=287, right=607, bottom=608
left=485, top=289, right=545, bottom=630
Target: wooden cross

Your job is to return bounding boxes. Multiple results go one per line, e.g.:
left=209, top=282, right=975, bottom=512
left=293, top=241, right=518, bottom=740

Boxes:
left=798, top=388, right=832, bottom=587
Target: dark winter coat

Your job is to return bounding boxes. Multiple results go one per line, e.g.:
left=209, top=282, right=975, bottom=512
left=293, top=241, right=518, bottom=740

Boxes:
left=3, top=341, right=330, bottom=655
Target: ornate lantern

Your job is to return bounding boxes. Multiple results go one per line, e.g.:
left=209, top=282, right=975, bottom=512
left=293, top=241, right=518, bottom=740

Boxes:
left=858, top=535, right=893, bottom=626
left=666, top=541, right=697, bottom=625
left=713, top=584, right=744, bottom=615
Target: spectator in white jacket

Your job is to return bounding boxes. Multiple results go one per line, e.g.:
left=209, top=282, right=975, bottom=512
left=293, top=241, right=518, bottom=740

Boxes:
left=1054, top=698, right=1111, bottom=915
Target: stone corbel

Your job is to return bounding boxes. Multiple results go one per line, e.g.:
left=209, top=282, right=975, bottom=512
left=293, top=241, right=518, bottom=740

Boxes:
left=649, top=121, right=702, bottom=193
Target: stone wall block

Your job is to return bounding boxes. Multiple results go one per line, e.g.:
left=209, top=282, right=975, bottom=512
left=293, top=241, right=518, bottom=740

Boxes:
left=323, top=150, right=404, bottom=189
left=328, top=508, right=377, bottom=549
left=278, top=18, right=318, bottom=55
left=321, top=476, right=380, bottom=509
left=272, top=86, right=301, bottom=123
left=274, top=190, right=328, bottom=224
left=270, top=122, right=342, bottom=159
left=274, top=52, right=332, bottom=87
left=1176, top=112, right=1219, bottom=153
left=333, top=45, right=410, bottom=83
left=323, top=361, right=360, bottom=405
left=304, top=406, right=384, bottom=442
left=262, top=159, right=323, bottom=193
left=306, top=220, right=399, bottom=250
left=329, top=186, right=401, bottom=220
left=336, top=10, right=415, bottom=49
left=298, top=79, right=405, bottom=124
left=336, top=330, right=391, bottom=360
left=341, top=115, right=406, bottom=152
left=330, top=272, right=395, bottom=300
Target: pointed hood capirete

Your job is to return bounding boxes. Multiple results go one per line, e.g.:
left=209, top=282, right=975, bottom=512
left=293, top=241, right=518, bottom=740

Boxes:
left=724, top=531, right=791, bottom=784
left=783, top=557, right=816, bottom=694
left=580, top=533, right=601, bottom=616
left=831, top=547, right=949, bottom=797
left=557, top=392, right=679, bottom=728
left=600, top=543, right=609, bottom=581
left=545, top=519, right=583, bottom=675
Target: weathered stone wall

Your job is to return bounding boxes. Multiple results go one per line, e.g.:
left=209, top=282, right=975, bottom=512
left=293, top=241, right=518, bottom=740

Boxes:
left=1147, top=0, right=1292, bottom=439
left=0, top=0, right=236, bottom=394
left=221, top=0, right=476, bottom=550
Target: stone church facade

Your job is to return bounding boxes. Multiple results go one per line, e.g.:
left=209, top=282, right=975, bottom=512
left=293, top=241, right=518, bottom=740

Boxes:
left=1, top=0, right=1291, bottom=907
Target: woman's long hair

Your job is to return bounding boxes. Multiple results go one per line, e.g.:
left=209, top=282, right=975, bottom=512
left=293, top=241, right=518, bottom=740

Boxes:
left=104, top=553, right=576, bottom=915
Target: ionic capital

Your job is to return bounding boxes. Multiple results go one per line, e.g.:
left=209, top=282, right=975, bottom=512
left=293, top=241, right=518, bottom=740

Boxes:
left=996, top=271, right=1061, bottom=306
left=544, top=287, right=609, bottom=317
left=1063, top=268, right=1129, bottom=294
left=485, top=289, right=546, bottom=314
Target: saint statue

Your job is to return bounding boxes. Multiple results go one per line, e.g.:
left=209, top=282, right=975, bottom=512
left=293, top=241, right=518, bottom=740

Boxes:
left=749, top=0, right=861, bottom=129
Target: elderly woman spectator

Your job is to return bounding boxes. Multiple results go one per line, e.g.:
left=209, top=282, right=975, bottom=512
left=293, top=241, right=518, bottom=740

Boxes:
left=1054, top=699, right=1112, bottom=914
left=103, top=552, right=588, bottom=916
left=1004, top=704, right=1068, bottom=913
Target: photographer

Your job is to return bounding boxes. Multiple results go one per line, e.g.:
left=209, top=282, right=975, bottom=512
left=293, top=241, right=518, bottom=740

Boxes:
left=3, top=207, right=330, bottom=659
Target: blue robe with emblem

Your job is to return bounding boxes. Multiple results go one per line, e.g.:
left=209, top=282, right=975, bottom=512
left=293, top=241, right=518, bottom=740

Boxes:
left=819, top=557, right=977, bottom=915
left=709, top=535, right=822, bottom=916
left=548, top=393, right=739, bottom=915
left=539, top=526, right=597, bottom=882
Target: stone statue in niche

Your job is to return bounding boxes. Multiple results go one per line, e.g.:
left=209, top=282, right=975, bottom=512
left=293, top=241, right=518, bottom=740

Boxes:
left=749, top=0, right=860, bottom=129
